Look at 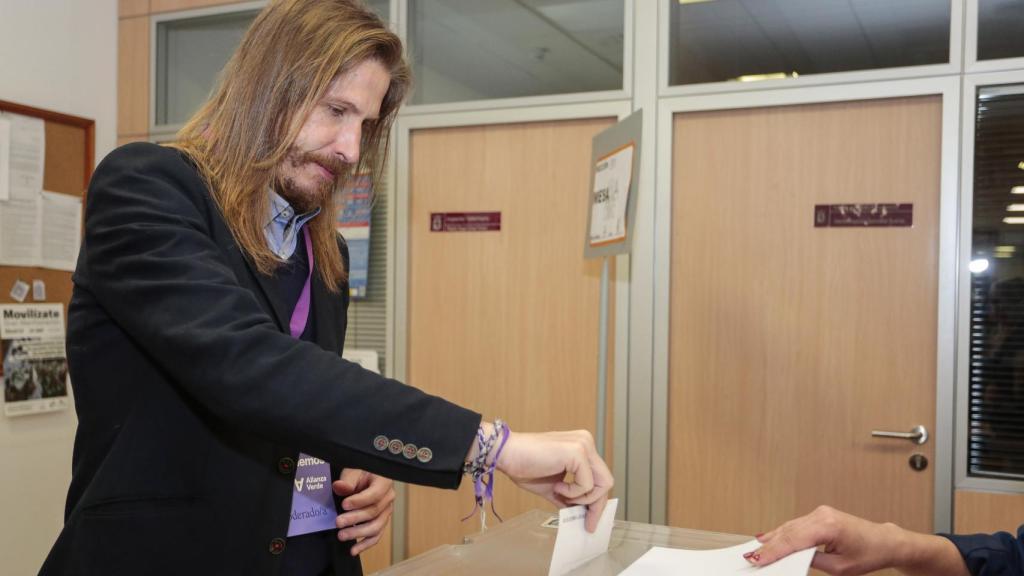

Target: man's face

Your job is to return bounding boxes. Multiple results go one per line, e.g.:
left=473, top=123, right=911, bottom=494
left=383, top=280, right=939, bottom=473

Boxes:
left=276, top=59, right=390, bottom=212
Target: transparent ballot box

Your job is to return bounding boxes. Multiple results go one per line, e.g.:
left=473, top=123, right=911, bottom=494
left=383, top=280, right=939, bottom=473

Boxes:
left=379, top=509, right=749, bottom=575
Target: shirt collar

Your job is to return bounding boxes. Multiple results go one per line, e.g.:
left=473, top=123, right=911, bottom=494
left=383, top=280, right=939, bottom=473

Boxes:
left=264, top=189, right=322, bottom=259
left=266, top=189, right=321, bottom=225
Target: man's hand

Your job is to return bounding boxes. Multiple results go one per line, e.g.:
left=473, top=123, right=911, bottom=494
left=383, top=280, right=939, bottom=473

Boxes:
left=332, top=468, right=395, bottom=556
left=493, top=429, right=613, bottom=533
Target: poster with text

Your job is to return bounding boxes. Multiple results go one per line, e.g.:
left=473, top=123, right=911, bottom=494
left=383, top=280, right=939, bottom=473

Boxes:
left=336, top=173, right=373, bottom=299
left=1, top=304, right=69, bottom=416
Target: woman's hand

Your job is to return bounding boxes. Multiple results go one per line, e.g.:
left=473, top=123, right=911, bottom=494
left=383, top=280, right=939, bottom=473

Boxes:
left=749, top=505, right=968, bottom=576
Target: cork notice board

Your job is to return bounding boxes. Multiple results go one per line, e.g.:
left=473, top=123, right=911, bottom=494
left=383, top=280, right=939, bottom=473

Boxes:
left=0, top=99, right=94, bottom=314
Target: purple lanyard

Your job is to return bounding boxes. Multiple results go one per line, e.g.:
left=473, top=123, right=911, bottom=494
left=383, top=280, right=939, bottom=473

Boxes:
left=288, top=229, right=315, bottom=338
left=285, top=228, right=335, bottom=538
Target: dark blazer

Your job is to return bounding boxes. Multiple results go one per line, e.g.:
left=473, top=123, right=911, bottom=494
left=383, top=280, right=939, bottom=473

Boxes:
left=39, top=143, right=481, bottom=576
left=945, top=526, right=1024, bottom=576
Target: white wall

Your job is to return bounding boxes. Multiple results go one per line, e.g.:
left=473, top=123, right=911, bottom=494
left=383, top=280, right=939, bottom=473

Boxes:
left=0, top=1, right=117, bottom=574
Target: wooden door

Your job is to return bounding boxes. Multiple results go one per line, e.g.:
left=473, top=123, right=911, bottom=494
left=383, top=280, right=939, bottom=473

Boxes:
left=405, top=117, right=616, bottom=557
left=668, top=97, right=942, bottom=574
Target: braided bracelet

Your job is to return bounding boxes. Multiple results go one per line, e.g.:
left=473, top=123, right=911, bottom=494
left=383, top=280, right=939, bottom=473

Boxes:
left=461, top=419, right=510, bottom=532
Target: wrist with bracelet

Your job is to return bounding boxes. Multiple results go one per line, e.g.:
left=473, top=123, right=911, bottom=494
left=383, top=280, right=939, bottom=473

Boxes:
left=461, top=419, right=510, bottom=531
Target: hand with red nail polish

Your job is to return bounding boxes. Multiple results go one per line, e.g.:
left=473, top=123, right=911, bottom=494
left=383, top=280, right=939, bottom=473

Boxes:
left=748, top=506, right=970, bottom=576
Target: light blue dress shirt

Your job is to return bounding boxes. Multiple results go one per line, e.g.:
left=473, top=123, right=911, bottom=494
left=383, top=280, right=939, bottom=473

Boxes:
left=263, top=189, right=322, bottom=259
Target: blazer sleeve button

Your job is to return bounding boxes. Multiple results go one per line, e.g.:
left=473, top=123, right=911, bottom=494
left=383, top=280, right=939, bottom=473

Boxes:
left=269, top=537, right=286, bottom=555
left=277, top=457, right=295, bottom=475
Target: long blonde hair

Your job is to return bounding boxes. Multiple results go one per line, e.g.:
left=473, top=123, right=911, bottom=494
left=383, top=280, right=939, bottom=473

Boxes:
left=173, top=0, right=409, bottom=291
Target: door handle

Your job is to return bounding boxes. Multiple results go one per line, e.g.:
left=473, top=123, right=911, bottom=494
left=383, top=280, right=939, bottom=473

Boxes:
left=871, top=425, right=928, bottom=445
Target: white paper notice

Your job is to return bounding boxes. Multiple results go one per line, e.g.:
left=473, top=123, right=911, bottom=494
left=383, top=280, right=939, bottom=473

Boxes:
left=0, top=115, right=11, bottom=201
left=619, top=540, right=815, bottom=576
left=6, top=112, right=45, bottom=201
left=9, top=279, right=29, bottom=303
left=547, top=498, right=618, bottom=576
left=1, top=303, right=70, bottom=417
left=32, top=280, right=46, bottom=301
left=0, top=197, right=41, bottom=266
left=589, top=144, right=634, bottom=247
left=40, top=191, right=82, bottom=271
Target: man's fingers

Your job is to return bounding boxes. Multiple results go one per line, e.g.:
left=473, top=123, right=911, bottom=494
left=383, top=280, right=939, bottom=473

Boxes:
left=349, top=532, right=383, bottom=556
left=339, top=503, right=393, bottom=542
left=583, top=496, right=608, bottom=533
left=333, top=468, right=364, bottom=496
left=341, top=476, right=394, bottom=511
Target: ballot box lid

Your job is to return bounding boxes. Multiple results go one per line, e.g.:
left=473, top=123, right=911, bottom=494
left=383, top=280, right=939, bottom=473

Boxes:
left=379, top=509, right=750, bottom=575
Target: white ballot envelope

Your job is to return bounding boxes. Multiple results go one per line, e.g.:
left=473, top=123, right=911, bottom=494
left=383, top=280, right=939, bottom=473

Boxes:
left=619, top=540, right=815, bottom=575
left=547, top=499, right=619, bottom=576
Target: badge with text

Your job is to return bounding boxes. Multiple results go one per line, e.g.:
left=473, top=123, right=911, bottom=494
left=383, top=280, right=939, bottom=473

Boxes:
left=814, top=203, right=913, bottom=228
left=287, top=453, right=336, bottom=536
left=429, top=212, right=501, bottom=232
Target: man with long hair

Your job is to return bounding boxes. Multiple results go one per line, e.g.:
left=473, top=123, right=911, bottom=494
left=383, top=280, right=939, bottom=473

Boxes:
left=39, top=1, right=612, bottom=575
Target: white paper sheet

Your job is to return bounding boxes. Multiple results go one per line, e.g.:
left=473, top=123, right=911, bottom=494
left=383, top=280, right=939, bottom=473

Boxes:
left=5, top=112, right=45, bottom=201
left=588, top=144, right=633, bottom=247
left=0, top=197, right=41, bottom=266
left=0, top=190, right=81, bottom=271
left=32, top=279, right=46, bottom=301
left=40, top=190, right=82, bottom=271
left=0, top=116, right=11, bottom=201
left=619, top=540, right=815, bottom=576
left=9, top=279, right=29, bottom=303
left=547, top=499, right=618, bottom=576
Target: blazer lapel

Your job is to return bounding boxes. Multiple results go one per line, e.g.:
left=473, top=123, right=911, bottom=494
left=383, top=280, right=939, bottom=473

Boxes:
left=203, top=193, right=290, bottom=333
left=247, top=261, right=291, bottom=333
left=222, top=242, right=290, bottom=333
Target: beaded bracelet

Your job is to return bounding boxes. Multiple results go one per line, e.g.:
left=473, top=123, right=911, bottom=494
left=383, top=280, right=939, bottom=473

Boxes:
left=461, top=419, right=510, bottom=532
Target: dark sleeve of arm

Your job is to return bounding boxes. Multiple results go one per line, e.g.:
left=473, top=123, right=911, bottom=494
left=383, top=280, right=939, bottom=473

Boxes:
left=940, top=526, right=1024, bottom=576
left=80, top=144, right=480, bottom=488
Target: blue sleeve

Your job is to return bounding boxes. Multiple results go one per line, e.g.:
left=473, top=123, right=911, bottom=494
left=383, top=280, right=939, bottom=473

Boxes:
left=940, top=525, right=1024, bottom=576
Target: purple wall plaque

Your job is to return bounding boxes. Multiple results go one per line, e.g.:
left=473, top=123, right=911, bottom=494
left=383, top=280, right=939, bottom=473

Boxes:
left=430, top=212, right=501, bottom=232
left=814, top=203, right=913, bottom=228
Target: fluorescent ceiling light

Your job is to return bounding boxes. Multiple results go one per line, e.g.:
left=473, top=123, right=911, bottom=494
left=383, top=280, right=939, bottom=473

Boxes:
left=995, top=245, right=1016, bottom=252
left=970, top=258, right=990, bottom=273
left=1004, top=217, right=1024, bottom=224
left=1019, top=161, right=1024, bottom=170
left=1014, top=186, right=1024, bottom=194
left=1007, top=204, right=1024, bottom=211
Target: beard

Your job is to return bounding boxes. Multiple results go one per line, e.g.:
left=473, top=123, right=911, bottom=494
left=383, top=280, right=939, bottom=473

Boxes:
left=275, top=149, right=349, bottom=213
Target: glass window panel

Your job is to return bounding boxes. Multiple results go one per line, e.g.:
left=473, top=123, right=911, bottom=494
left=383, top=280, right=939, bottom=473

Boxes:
left=408, top=0, right=624, bottom=105
left=155, top=10, right=260, bottom=126
left=155, top=2, right=391, bottom=127
left=968, top=84, right=1024, bottom=481
left=978, top=0, right=1024, bottom=61
left=668, top=0, right=950, bottom=86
